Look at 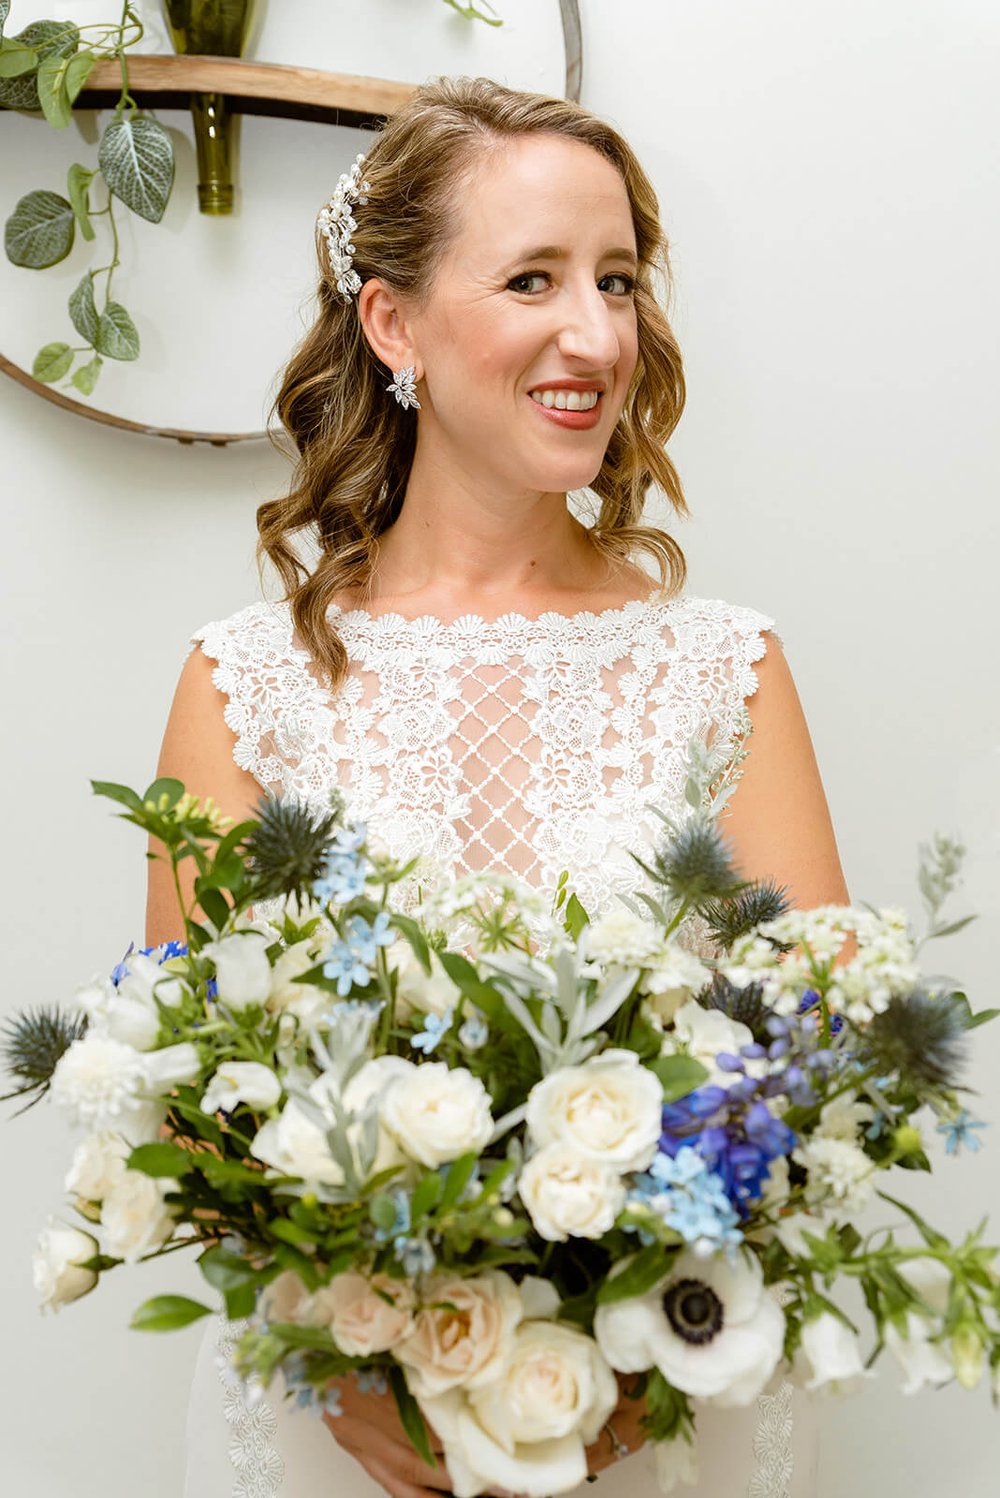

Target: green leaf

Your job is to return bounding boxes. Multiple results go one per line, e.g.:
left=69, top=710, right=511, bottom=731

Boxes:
left=95, top=301, right=140, bottom=361
left=198, top=1244, right=256, bottom=1292
left=648, top=1054, right=710, bottom=1103
left=32, top=341, right=73, bottom=382
left=131, top=1294, right=214, bottom=1332
left=99, top=113, right=175, bottom=223
left=269, top=1218, right=317, bottom=1249
left=389, top=912, right=432, bottom=975
left=0, top=20, right=77, bottom=109
left=439, top=1152, right=478, bottom=1211
left=0, top=3, right=11, bottom=41
left=563, top=892, right=589, bottom=939
left=411, top=1169, right=443, bottom=1222
left=63, top=48, right=93, bottom=104
left=224, top=1282, right=257, bottom=1319
left=5, top=189, right=74, bottom=267
left=66, top=162, right=95, bottom=240
left=196, top=885, right=230, bottom=932
left=199, top=1155, right=266, bottom=1189
left=36, top=52, right=72, bottom=127
left=369, top=1194, right=399, bottom=1233
left=144, top=776, right=185, bottom=808
left=68, top=273, right=98, bottom=343
left=70, top=353, right=102, bottom=395
left=0, top=41, right=37, bottom=78
left=91, top=777, right=145, bottom=812
left=437, top=951, right=515, bottom=1031
left=596, top=1243, right=672, bottom=1305
left=389, top=1365, right=437, bottom=1468
left=877, top=1191, right=949, bottom=1251
left=127, top=1141, right=195, bottom=1178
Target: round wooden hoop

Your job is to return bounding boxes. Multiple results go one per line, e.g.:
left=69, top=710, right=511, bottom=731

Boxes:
left=0, top=4, right=583, bottom=446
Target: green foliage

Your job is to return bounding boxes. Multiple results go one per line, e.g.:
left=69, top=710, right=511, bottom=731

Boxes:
left=5, top=189, right=74, bottom=266
left=96, top=300, right=140, bottom=360
left=66, top=162, right=95, bottom=239
left=131, top=1294, right=213, bottom=1331
left=98, top=114, right=175, bottom=223
left=68, top=273, right=99, bottom=343
left=32, top=339, right=73, bottom=381
left=647, top=1053, right=710, bottom=1102
left=596, top=1243, right=672, bottom=1305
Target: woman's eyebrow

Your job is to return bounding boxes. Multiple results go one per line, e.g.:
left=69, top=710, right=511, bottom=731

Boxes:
left=501, top=244, right=639, bottom=270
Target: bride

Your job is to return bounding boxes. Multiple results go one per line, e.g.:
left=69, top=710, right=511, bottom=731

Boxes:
left=146, top=75, right=848, bottom=1498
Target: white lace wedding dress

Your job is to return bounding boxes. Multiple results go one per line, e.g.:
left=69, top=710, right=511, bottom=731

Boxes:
left=180, top=592, right=819, bottom=1498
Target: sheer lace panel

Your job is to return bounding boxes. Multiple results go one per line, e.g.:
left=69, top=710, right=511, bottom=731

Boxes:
left=188, top=595, right=779, bottom=920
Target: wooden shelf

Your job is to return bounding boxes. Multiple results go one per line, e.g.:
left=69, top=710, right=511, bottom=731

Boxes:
left=79, top=55, right=418, bottom=128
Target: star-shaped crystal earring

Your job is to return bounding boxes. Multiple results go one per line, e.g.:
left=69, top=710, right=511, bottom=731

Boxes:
left=386, top=366, right=421, bottom=410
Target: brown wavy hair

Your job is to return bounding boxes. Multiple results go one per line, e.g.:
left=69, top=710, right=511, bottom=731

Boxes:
left=258, top=75, right=689, bottom=694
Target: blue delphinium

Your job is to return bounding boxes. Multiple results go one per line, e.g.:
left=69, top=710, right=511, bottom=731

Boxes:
left=111, top=939, right=188, bottom=986
left=659, top=1077, right=796, bottom=1217
left=629, top=1145, right=742, bottom=1256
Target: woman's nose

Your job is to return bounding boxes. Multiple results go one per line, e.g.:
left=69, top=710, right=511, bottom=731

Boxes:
left=555, top=285, right=622, bottom=369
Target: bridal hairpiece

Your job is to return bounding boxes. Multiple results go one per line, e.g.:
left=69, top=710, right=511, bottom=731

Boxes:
left=317, top=152, right=370, bottom=301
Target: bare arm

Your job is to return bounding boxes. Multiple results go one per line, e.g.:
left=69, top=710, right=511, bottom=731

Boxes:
left=717, top=632, right=851, bottom=909
left=145, top=647, right=265, bottom=948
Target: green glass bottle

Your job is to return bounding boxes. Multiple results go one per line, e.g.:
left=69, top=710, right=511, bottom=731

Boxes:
left=161, top=0, right=262, bottom=215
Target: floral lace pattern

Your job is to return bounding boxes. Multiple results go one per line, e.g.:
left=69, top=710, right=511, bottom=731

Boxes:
left=216, top=1317, right=285, bottom=1497
left=749, top=1380, right=794, bottom=1497
left=189, top=594, right=779, bottom=921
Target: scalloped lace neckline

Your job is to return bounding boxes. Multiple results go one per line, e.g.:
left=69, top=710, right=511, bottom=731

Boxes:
left=324, top=592, right=672, bottom=636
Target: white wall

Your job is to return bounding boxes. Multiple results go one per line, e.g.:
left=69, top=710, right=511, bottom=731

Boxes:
left=2, top=2, right=998, bottom=1494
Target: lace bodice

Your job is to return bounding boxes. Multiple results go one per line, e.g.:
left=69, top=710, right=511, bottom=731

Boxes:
left=189, top=593, right=779, bottom=920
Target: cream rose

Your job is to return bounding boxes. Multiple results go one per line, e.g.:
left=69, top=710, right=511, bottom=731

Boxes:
left=64, top=1129, right=131, bottom=1202
left=659, top=1000, right=755, bottom=1086
left=101, top=1170, right=178, bottom=1264
left=525, top=1049, right=662, bottom=1172
left=394, top=1269, right=524, bottom=1398
left=416, top=1318, right=618, bottom=1498
left=518, top=1142, right=625, bottom=1242
left=381, top=1062, right=494, bottom=1169
left=305, top=1272, right=414, bottom=1356
left=33, top=1221, right=99, bottom=1311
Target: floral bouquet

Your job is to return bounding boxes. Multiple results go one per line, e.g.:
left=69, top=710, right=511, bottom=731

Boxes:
left=4, top=743, right=999, bottom=1495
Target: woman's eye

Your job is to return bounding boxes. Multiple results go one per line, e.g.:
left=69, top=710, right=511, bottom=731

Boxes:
left=507, top=272, right=549, bottom=294
left=599, top=273, right=636, bottom=295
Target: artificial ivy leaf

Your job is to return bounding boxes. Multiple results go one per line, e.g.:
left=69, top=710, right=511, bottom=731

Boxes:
left=0, top=19, right=78, bottom=110
left=131, top=1294, right=214, bottom=1331
left=68, top=273, right=98, bottom=343
left=70, top=354, right=102, bottom=395
left=4, top=189, right=74, bottom=267
left=99, top=114, right=175, bottom=223
left=32, top=340, right=73, bottom=382
left=36, top=51, right=71, bottom=127
left=96, top=301, right=140, bottom=360
left=63, top=47, right=93, bottom=104
left=0, top=40, right=37, bottom=78
left=66, top=162, right=95, bottom=240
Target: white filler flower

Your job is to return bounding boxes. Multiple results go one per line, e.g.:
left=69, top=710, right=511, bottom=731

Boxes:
left=526, top=1049, right=662, bottom=1172
left=594, top=1249, right=785, bottom=1406
left=201, top=1061, right=282, bottom=1115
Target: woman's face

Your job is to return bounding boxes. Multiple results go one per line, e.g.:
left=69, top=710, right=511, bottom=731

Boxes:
left=407, top=133, right=641, bottom=498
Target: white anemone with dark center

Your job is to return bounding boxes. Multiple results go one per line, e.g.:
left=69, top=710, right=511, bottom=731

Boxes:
left=593, top=1249, right=786, bottom=1406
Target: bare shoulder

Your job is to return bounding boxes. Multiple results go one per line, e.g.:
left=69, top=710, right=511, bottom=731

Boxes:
left=719, top=628, right=852, bottom=909
left=157, top=646, right=262, bottom=822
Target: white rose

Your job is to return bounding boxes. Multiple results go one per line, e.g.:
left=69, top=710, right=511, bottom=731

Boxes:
left=267, top=939, right=330, bottom=1025
left=101, top=1170, right=178, bottom=1264
left=33, top=1221, right=99, bottom=1310
left=65, top=1130, right=131, bottom=1202
left=381, top=1062, right=493, bottom=1169
left=420, top=1320, right=618, bottom=1498
left=201, top=1061, right=282, bottom=1115
left=395, top=1269, right=523, bottom=1398
left=203, top=931, right=273, bottom=1009
left=518, top=1142, right=625, bottom=1242
left=594, top=1249, right=785, bottom=1407
left=386, top=938, right=463, bottom=1020
left=305, top=1272, right=414, bottom=1356
left=797, top=1312, right=872, bottom=1394
left=250, top=1097, right=344, bottom=1186
left=526, top=1050, right=662, bottom=1172
left=659, top=1000, right=755, bottom=1086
